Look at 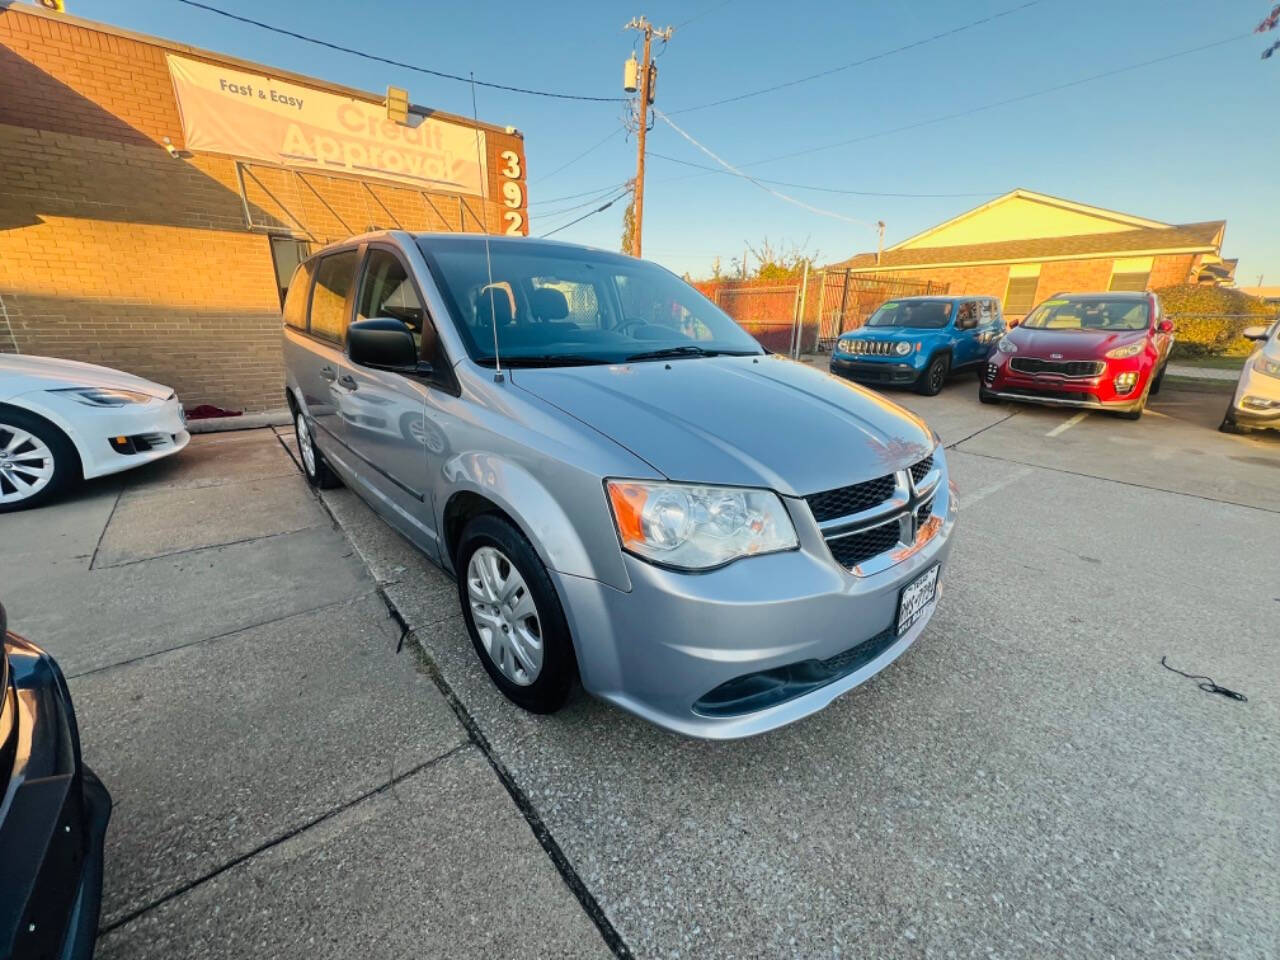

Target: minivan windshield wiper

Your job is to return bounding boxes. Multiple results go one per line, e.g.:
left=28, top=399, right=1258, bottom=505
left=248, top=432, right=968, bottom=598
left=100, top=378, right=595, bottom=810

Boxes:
left=474, top=354, right=612, bottom=368
left=624, top=345, right=758, bottom=362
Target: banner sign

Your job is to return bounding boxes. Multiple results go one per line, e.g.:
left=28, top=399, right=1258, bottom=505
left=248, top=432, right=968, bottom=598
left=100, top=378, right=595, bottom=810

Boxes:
left=167, top=54, right=487, bottom=196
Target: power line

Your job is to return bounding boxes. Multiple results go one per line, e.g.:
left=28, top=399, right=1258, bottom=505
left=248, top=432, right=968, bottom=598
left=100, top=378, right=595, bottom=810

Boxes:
left=652, top=108, right=876, bottom=229
left=173, top=0, right=625, bottom=102
left=732, top=33, right=1252, bottom=169
left=648, top=152, right=999, bottom=197
left=675, top=0, right=735, bottom=31
left=539, top=191, right=630, bottom=239
left=656, top=32, right=1251, bottom=182
left=535, top=183, right=633, bottom=218
left=530, top=127, right=625, bottom=184
left=529, top=182, right=632, bottom=206
left=669, top=0, right=1049, bottom=114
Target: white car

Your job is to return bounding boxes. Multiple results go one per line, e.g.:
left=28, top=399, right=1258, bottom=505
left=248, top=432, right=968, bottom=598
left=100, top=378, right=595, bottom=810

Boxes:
left=1221, top=320, right=1280, bottom=434
left=0, top=354, right=188, bottom=512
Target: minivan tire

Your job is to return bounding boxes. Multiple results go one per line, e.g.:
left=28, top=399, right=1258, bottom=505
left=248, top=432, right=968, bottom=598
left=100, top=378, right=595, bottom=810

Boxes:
left=0, top=408, right=79, bottom=513
left=455, top=514, right=575, bottom=714
left=917, top=354, right=950, bottom=396
left=294, top=410, right=342, bottom=489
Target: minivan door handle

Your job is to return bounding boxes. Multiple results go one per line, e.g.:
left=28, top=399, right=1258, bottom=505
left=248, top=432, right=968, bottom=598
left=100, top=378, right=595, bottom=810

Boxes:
left=319, top=365, right=337, bottom=382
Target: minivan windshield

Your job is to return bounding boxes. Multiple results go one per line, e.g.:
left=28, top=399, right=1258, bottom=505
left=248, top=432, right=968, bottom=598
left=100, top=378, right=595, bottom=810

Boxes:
left=1022, top=297, right=1150, bottom=331
left=417, top=237, right=763, bottom=366
left=865, top=300, right=953, bottom=329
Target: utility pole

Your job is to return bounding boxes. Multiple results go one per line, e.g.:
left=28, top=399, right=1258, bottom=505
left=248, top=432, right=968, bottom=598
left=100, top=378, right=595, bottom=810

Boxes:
left=624, top=16, right=672, bottom=258
left=876, top=220, right=886, bottom=265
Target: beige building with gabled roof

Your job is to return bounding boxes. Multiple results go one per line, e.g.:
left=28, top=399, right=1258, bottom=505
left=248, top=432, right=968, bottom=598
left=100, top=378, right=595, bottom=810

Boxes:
left=830, top=189, right=1233, bottom=319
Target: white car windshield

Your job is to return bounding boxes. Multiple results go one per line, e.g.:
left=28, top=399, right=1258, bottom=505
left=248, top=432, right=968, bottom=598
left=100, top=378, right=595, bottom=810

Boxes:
left=418, top=237, right=763, bottom=366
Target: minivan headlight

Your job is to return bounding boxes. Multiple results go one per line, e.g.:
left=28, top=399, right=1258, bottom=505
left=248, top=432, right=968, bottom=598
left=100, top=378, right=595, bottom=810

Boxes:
left=1105, top=341, right=1145, bottom=359
left=1254, top=354, right=1280, bottom=379
left=48, top=387, right=154, bottom=406
left=606, top=480, right=798, bottom=570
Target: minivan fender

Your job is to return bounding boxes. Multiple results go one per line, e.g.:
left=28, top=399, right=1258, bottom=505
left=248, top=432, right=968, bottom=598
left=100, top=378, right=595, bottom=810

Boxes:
left=440, top=451, right=628, bottom=590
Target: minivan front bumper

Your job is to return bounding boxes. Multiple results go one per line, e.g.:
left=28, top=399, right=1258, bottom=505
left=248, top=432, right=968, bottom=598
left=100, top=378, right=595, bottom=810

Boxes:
left=555, top=479, right=955, bottom=739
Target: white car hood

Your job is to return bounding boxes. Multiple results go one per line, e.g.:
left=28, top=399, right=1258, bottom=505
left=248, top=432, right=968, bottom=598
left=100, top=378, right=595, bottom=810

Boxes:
left=0, top=354, right=172, bottom=401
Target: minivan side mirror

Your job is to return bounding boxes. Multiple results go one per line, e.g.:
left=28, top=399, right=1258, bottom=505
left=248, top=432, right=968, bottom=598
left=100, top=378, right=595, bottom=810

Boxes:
left=347, top=317, right=431, bottom=376
left=1157, top=319, right=1174, bottom=333
left=1242, top=324, right=1269, bottom=341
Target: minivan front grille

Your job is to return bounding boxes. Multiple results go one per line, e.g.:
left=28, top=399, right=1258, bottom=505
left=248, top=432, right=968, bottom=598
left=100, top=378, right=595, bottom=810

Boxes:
left=841, top=339, right=897, bottom=356
left=1010, top=358, right=1104, bottom=378
left=909, top=454, right=933, bottom=486
left=808, top=451, right=938, bottom=573
left=804, top=473, right=895, bottom=523
left=916, top=497, right=934, bottom=529
left=826, top=521, right=903, bottom=568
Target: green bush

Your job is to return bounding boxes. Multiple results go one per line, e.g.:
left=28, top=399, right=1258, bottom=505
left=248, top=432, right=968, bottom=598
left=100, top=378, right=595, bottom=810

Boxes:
left=1154, top=284, right=1275, bottom=358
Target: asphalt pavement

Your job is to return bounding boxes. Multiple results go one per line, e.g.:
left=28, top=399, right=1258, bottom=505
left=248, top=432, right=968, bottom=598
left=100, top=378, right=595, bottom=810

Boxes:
left=3, top=373, right=1276, bottom=958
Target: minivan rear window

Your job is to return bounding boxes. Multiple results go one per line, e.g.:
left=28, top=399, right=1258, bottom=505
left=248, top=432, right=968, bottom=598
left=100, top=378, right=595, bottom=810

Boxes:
left=309, top=251, right=358, bottom=343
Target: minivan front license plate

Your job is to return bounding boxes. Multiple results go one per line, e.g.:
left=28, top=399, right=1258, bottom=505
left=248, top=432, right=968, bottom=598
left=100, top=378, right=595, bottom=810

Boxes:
left=896, top=564, right=939, bottom=636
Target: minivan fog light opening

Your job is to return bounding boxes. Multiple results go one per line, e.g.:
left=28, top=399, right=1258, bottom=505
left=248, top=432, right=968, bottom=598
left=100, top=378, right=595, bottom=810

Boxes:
left=606, top=480, right=798, bottom=570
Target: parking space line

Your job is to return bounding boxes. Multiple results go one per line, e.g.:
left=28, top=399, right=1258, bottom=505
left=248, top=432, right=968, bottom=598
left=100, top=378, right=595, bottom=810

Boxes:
left=962, top=466, right=1033, bottom=507
left=1046, top=412, right=1089, bottom=437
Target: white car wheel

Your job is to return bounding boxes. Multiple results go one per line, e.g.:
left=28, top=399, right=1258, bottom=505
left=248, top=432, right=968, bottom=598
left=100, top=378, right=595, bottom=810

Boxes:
left=0, top=412, right=76, bottom=513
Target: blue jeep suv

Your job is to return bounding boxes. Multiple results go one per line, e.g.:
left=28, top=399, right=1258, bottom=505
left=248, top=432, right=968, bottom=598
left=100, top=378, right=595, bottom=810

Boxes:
left=829, top=295, right=1005, bottom=395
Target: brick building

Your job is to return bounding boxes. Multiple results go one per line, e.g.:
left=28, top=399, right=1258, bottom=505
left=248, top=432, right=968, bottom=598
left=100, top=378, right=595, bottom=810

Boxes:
left=0, top=2, right=528, bottom=413
left=830, top=189, right=1234, bottom=322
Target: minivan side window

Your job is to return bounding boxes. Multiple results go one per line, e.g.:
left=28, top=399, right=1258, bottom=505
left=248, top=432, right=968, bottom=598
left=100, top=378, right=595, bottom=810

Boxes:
left=310, top=250, right=358, bottom=343
left=282, top=260, right=314, bottom=331
left=357, top=248, right=429, bottom=356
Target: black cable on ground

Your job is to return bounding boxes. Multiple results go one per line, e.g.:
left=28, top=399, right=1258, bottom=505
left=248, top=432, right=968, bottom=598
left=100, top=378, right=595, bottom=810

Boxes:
left=1160, top=656, right=1248, bottom=702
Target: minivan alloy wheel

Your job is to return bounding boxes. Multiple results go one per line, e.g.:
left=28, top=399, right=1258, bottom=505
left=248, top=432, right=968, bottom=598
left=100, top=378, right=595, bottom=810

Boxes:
left=466, top=546, right=543, bottom=685
left=295, top=412, right=317, bottom=476
left=0, top=424, right=55, bottom=505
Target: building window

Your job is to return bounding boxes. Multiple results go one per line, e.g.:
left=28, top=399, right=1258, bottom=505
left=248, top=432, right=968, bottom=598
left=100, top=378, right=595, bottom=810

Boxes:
left=269, top=237, right=312, bottom=307
left=1108, top=256, right=1153, bottom=292
left=1108, top=271, right=1150, bottom=292
left=1003, top=276, right=1040, bottom=315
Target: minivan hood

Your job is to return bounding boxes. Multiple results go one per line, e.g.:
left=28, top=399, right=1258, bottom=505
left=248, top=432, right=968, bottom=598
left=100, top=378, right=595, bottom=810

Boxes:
left=1006, top=327, right=1145, bottom=360
left=510, top=355, right=933, bottom=496
left=0, top=353, right=171, bottom=400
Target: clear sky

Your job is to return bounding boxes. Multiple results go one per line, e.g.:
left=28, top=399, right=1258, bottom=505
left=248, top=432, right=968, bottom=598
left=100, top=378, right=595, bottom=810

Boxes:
left=80, top=0, right=1278, bottom=284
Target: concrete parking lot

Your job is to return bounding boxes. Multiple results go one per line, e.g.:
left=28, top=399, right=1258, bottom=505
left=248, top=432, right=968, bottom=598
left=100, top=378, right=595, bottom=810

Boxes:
left=3, top=374, right=1277, bottom=958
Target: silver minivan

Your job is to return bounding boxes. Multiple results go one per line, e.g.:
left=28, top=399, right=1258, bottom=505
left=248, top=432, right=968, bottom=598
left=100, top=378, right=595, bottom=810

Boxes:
left=282, top=232, right=955, bottom=739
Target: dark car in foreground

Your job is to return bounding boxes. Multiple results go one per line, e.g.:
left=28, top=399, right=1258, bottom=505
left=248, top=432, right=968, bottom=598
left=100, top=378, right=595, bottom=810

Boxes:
left=981, top=291, right=1173, bottom=419
left=1, top=603, right=110, bottom=960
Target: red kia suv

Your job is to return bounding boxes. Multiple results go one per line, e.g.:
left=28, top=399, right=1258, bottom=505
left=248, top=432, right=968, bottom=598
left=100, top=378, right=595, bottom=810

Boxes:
left=980, top=291, right=1173, bottom=420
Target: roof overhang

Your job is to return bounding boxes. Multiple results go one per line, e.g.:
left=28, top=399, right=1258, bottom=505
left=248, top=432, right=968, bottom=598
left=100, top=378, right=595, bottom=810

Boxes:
left=885, top=188, right=1172, bottom=253
left=840, top=245, right=1219, bottom=274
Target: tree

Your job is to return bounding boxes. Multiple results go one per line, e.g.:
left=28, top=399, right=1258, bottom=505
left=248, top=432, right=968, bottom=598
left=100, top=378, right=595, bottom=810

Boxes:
left=1259, top=4, right=1280, bottom=58
left=745, top=237, right=821, bottom=281
left=620, top=197, right=636, bottom=254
